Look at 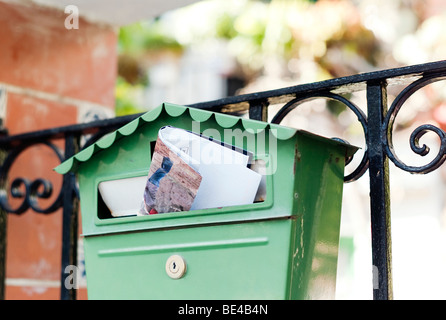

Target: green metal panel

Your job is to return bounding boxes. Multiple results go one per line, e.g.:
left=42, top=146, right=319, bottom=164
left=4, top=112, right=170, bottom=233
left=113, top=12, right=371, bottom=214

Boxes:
left=290, top=137, right=347, bottom=299
left=56, top=103, right=357, bottom=299
left=84, top=220, right=293, bottom=300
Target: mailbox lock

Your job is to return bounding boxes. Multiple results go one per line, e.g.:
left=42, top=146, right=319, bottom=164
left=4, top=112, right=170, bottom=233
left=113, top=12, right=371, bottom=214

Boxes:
left=166, top=255, right=186, bottom=279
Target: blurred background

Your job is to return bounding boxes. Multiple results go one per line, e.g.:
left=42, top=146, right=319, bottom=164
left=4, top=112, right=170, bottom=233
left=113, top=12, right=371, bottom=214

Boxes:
left=1, top=0, right=446, bottom=299
left=114, top=0, right=446, bottom=299
left=116, top=0, right=446, bottom=299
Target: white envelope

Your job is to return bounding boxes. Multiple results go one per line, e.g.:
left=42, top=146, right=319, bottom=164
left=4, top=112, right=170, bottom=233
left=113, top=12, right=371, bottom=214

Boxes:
left=98, top=176, right=148, bottom=217
left=190, top=162, right=262, bottom=210
left=159, top=126, right=262, bottom=210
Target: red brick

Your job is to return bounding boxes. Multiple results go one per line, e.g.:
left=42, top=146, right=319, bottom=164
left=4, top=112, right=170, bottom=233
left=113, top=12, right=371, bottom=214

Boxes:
left=3, top=93, right=82, bottom=294
left=0, top=1, right=117, bottom=300
left=5, top=149, right=63, bottom=282
left=5, top=93, right=78, bottom=135
left=6, top=284, right=60, bottom=300
left=0, top=2, right=117, bottom=107
left=5, top=284, right=87, bottom=300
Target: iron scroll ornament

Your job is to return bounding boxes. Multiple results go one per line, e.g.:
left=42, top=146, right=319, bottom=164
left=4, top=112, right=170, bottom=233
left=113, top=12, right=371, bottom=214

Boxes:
left=270, top=92, right=369, bottom=183
left=383, top=74, right=446, bottom=174
left=0, top=142, right=65, bottom=214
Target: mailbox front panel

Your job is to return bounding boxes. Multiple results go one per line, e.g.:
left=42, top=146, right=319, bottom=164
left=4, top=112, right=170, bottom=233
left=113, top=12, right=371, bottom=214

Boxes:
left=83, top=219, right=293, bottom=300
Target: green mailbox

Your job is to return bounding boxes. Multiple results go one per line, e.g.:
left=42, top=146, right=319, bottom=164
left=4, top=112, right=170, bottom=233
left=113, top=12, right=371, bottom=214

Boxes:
left=56, top=103, right=357, bottom=300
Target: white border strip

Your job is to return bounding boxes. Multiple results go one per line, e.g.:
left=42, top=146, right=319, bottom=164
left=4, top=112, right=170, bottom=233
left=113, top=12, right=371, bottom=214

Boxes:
left=5, top=278, right=60, bottom=287
left=0, top=82, right=114, bottom=115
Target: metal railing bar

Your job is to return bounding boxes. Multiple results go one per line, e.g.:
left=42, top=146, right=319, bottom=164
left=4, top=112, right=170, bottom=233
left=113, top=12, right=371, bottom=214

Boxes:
left=0, top=61, right=445, bottom=149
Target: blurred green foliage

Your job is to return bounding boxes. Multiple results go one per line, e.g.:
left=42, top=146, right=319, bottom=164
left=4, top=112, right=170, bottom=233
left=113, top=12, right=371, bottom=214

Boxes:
left=114, top=0, right=385, bottom=116
left=115, top=20, right=184, bottom=116
left=118, top=21, right=183, bottom=54
left=115, top=76, right=145, bottom=116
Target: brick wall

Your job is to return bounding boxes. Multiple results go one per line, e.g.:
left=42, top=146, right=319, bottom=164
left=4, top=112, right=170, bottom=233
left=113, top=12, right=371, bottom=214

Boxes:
left=0, top=1, right=117, bottom=299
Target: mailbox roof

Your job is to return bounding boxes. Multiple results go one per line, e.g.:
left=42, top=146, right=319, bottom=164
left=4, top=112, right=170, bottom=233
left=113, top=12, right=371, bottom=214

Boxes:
left=55, top=103, right=357, bottom=174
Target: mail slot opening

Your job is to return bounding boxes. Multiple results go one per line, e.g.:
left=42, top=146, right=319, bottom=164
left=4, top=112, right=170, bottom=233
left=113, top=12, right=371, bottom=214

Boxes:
left=96, top=159, right=267, bottom=219
left=95, top=125, right=272, bottom=219
left=97, top=187, right=111, bottom=220
left=97, top=175, right=147, bottom=219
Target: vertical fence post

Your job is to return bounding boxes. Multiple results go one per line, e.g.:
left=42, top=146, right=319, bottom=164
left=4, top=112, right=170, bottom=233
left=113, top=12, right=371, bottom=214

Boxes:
left=0, top=148, right=7, bottom=300
left=60, top=134, right=80, bottom=300
left=366, top=80, right=393, bottom=300
left=0, top=200, right=5, bottom=300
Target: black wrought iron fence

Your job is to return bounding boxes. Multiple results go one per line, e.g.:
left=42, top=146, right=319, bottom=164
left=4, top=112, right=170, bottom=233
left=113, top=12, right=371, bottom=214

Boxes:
left=1, top=60, right=445, bottom=300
